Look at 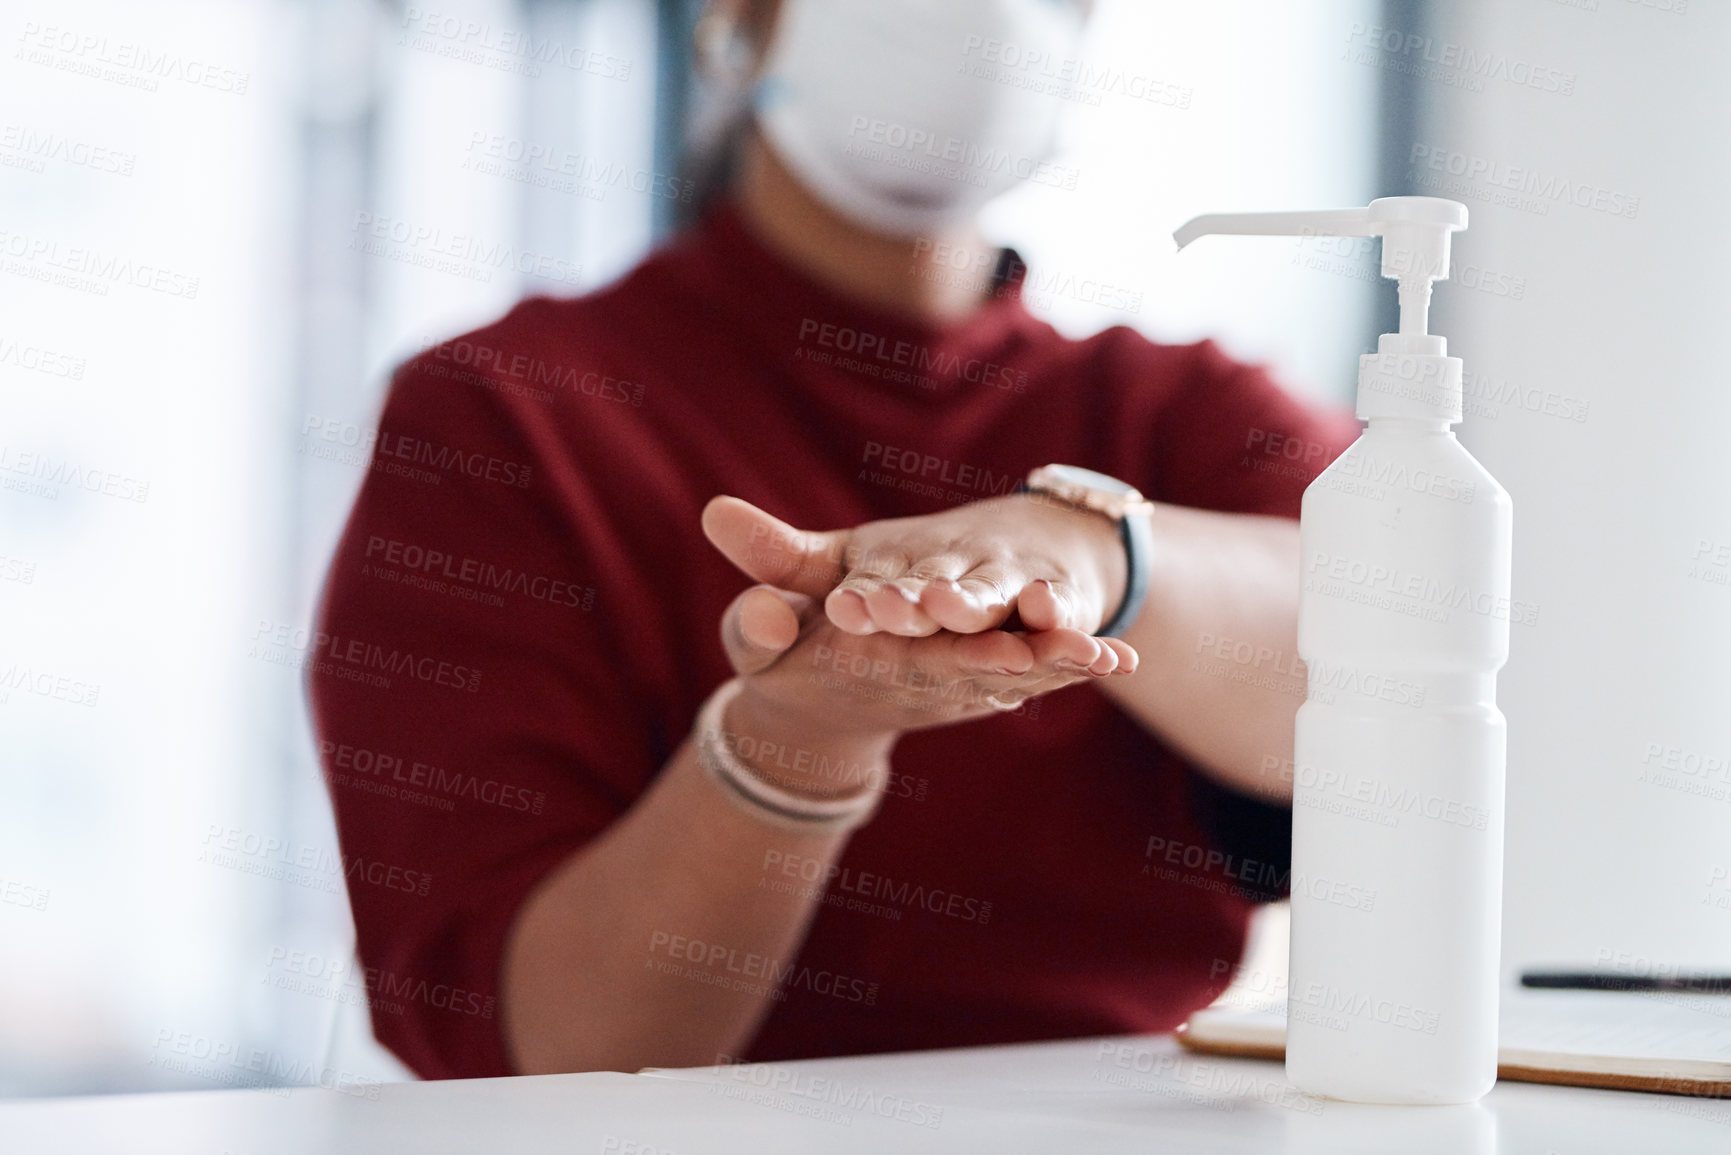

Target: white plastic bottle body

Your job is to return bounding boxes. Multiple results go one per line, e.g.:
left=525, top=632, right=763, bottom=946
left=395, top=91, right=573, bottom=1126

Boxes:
left=1286, top=419, right=1513, bottom=1104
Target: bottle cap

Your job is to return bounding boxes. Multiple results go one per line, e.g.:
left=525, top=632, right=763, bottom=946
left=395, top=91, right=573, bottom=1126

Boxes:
left=1174, top=197, right=1469, bottom=423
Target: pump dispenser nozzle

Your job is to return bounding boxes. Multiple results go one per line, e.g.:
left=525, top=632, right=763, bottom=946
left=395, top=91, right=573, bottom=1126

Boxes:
left=1174, top=197, right=1466, bottom=339
left=1173, top=196, right=1470, bottom=423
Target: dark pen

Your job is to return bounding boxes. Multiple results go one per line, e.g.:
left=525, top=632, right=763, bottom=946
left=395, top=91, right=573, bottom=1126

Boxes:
left=1521, top=971, right=1731, bottom=995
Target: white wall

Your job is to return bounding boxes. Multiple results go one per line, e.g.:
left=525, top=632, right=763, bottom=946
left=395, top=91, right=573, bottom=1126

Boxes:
left=0, top=0, right=666, bottom=1095
left=984, top=0, right=1384, bottom=407
left=1420, top=0, right=1731, bottom=977
left=0, top=0, right=304, bottom=1093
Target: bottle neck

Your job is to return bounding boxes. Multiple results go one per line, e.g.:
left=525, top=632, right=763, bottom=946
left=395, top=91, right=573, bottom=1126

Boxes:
left=1367, top=416, right=1454, bottom=436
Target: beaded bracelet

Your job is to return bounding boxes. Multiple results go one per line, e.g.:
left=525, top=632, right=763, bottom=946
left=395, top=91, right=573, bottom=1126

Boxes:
left=693, top=679, right=885, bottom=833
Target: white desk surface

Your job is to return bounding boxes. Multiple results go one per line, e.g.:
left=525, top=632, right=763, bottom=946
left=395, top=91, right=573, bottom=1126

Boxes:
left=3, top=1033, right=1726, bottom=1154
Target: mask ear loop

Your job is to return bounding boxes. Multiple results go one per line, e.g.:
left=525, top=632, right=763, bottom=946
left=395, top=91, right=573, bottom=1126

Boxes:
left=693, top=4, right=760, bottom=87
left=683, top=3, right=770, bottom=223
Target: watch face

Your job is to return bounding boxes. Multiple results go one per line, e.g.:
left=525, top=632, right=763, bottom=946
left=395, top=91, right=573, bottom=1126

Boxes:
left=1042, top=464, right=1136, bottom=497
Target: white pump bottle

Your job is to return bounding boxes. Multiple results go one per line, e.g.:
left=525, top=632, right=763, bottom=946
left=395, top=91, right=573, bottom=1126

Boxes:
left=1175, top=198, right=1512, bottom=1104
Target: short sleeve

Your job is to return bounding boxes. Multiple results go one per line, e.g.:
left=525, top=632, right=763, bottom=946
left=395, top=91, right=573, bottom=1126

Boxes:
left=1140, top=338, right=1360, bottom=517
left=308, top=341, right=654, bottom=1080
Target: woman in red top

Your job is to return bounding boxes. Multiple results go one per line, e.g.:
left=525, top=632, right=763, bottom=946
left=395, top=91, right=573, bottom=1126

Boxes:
left=311, top=0, right=1356, bottom=1079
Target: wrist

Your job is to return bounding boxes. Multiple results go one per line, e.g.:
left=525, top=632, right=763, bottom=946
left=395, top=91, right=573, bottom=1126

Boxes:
left=1018, top=465, right=1154, bottom=638
left=1013, top=489, right=1129, bottom=629
left=721, top=683, right=895, bottom=802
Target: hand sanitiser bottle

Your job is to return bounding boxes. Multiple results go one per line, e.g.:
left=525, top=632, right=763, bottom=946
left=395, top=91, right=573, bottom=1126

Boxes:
left=1174, top=198, right=1512, bottom=1104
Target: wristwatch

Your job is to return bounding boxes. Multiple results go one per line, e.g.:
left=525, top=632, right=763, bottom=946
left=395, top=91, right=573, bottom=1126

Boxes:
left=1020, top=464, right=1155, bottom=638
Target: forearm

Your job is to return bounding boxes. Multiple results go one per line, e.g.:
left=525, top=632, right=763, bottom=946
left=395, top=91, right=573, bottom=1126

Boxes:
left=1101, top=503, right=1303, bottom=802
left=500, top=710, right=888, bottom=1075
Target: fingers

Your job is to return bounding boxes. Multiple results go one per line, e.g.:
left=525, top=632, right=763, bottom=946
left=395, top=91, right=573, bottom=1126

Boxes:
left=701, top=496, right=850, bottom=598
left=826, top=554, right=919, bottom=636
left=720, top=585, right=814, bottom=676
left=928, top=629, right=1035, bottom=677
left=825, top=557, right=1132, bottom=684
left=1015, top=578, right=1097, bottom=633
left=831, top=629, right=1031, bottom=694
left=1019, top=628, right=1134, bottom=677
left=1023, top=627, right=1103, bottom=673
left=893, top=623, right=1131, bottom=705
left=1099, top=636, right=1139, bottom=675
left=705, top=496, right=1139, bottom=687
left=832, top=557, right=1022, bottom=637
left=920, top=563, right=1019, bottom=634
left=850, top=581, right=940, bottom=638
left=779, top=619, right=1133, bottom=734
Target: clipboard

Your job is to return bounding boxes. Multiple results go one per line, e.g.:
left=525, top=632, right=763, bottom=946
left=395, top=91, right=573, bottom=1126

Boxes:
left=1177, top=988, right=1731, bottom=1097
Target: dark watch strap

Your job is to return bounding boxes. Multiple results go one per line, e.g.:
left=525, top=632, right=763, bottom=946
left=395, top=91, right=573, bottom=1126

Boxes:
left=1099, top=509, right=1152, bottom=638
left=1014, top=482, right=1152, bottom=638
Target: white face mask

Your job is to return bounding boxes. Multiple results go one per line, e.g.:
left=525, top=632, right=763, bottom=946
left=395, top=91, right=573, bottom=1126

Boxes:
left=754, top=0, right=1087, bottom=238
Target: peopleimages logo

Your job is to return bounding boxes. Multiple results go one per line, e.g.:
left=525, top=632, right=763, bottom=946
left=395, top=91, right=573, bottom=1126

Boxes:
left=0, top=123, right=135, bottom=176
left=1636, top=739, right=1731, bottom=805
left=1705, top=865, right=1731, bottom=914
left=1305, top=550, right=1539, bottom=628
left=263, top=947, right=497, bottom=1019
left=320, top=738, right=547, bottom=816
left=1291, top=981, right=1442, bottom=1035
left=349, top=212, right=583, bottom=285
left=1407, top=144, right=1639, bottom=219
left=148, top=1030, right=378, bottom=1099
left=248, top=619, right=482, bottom=694
left=1240, top=427, right=1333, bottom=483
left=1307, top=660, right=1425, bottom=709
left=1090, top=1043, right=1324, bottom=1115
left=860, top=441, right=1020, bottom=498
left=956, top=35, right=1193, bottom=110
left=761, top=850, right=993, bottom=924
left=1325, top=452, right=1477, bottom=504
left=843, top=118, right=1080, bottom=192
left=301, top=416, right=534, bottom=489
left=709, top=1055, right=947, bottom=1130
left=647, top=931, right=880, bottom=1005
left=0, top=444, right=149, bottom=503
left=0, top=659, right=100, bottom=707
left=362, top=535, right=594, bottom=612
left=908, top=239, right=1144, bottom=314
left=398, top=7, right=632, bottom=80
left=0, top=554, right=37, bottom=585
left=415, top=335, right=647, bottom=408
left=1293, top=761, right=1492, bottom=832
left=15, top=22, right=251, bottom=95
left=0, top=228, right=200, bottom=299
left=0, top=333, right=86, bottom=380
left=0, top=875, right=51, bottom=912
left=462, top=132, right=693, bottom=203
left=1460, top=368, right=1590, bottom=424
left=1344, top=22, right=1576, bottom=96
left=796, top=318, right=1029, bottom=393
left=200, top=824, right=432, bottom=897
